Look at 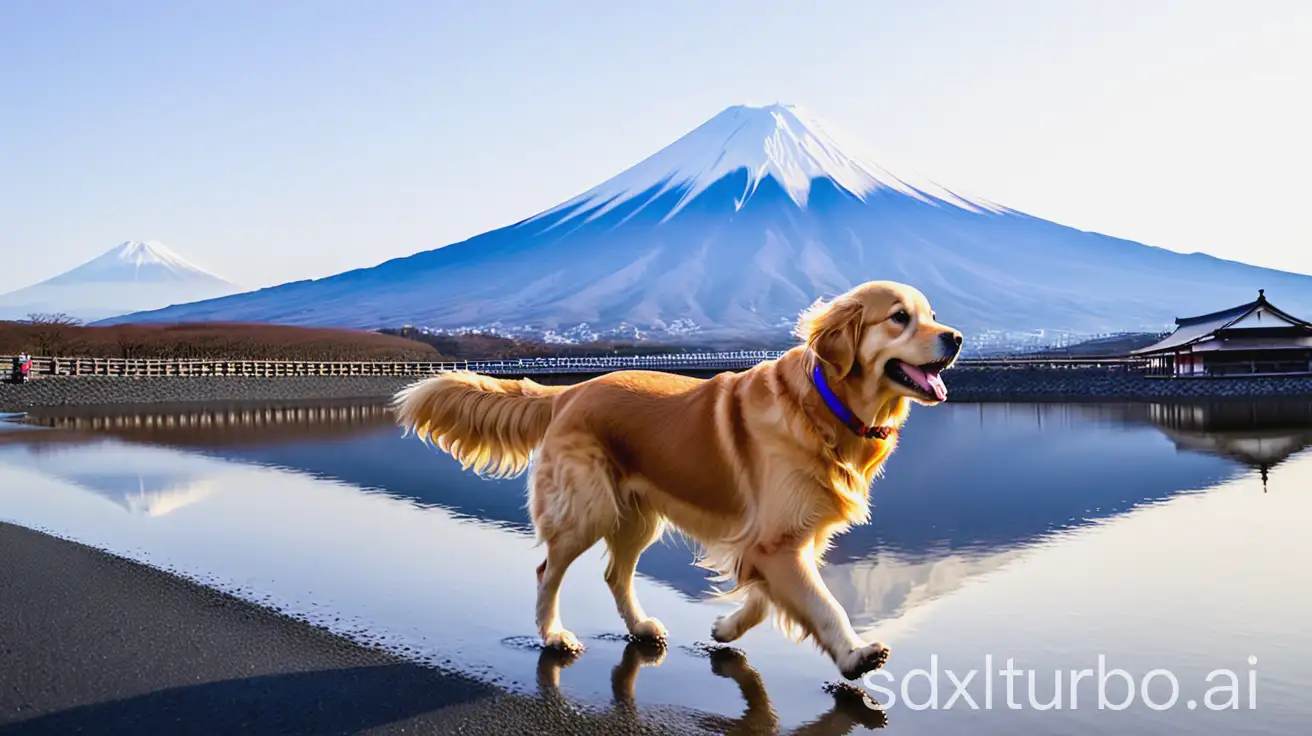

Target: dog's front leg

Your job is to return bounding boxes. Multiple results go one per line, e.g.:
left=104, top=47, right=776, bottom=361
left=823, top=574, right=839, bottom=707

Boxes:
left=752, top=539, right=889, bottom=680
left=711, top=587, right=770, bottom=643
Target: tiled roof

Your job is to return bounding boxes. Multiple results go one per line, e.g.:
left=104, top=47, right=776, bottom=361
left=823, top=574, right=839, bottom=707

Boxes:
left=1131, top=292, right=1312, bottom=355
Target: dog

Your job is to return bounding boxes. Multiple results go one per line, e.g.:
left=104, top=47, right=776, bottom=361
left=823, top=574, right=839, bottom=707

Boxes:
left=392, top=280, right=962, bottom=680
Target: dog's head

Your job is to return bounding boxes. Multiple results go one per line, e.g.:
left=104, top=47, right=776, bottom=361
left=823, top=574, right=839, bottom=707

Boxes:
left=797, top=281, right=963, bottom=407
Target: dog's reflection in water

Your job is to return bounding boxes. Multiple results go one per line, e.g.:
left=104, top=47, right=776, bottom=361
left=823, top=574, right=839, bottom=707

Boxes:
left=536, top=641, right=887, bottom=734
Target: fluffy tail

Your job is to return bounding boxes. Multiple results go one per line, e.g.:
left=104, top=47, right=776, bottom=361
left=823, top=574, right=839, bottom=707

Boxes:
left=392, top=372, right=565, bottom=479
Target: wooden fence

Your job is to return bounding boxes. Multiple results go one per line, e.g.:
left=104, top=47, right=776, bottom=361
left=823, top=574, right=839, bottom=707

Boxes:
left=3, top=351, right=1148, bottom=381
left=5, top=355, right=462, bottom=378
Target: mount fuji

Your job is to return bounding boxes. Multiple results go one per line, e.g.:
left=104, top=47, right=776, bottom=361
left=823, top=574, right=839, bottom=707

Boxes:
left=101, top=104, right=1312, bottom=343
left=0, top=240, right=241, bottom=322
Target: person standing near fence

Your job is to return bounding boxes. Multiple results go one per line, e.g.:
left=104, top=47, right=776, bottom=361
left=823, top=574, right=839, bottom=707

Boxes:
left=18, top=352, right=31, bottom=383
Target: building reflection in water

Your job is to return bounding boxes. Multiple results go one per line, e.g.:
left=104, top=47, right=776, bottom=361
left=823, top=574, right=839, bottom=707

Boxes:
left=1124, top=400, right=1312, bottom=491
left=1091, top=398, right=1312, bottom=490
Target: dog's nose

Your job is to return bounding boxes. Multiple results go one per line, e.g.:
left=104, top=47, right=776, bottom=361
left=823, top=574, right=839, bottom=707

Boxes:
left=940, top=331, right=963, bottom=356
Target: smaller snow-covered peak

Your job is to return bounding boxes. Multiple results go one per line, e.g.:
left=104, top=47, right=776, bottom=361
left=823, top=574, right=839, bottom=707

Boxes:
left=107, top=240, right=203, bottom=270
left=0, top=239, right=242, bottom=321
left=114, top=239, right=171, bottom=260
left=74, top=239, right=230, bottom=283
left=535, top=103, right=998, bottom=226
left=22, top=239, right=237, bottom=290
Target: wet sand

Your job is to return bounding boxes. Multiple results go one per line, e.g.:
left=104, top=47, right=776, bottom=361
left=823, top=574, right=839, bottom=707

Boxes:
left=0, top=522, right=725, bottom=735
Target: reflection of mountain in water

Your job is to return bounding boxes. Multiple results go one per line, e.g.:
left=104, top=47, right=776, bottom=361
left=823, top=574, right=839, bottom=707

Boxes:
left=116, top=477, right=215, bottom=516
left=821, top=548, right=1028, bottom=630
left=7, top=442, right=222, bottom=517
left=9, top=398, right=1309, bottom=625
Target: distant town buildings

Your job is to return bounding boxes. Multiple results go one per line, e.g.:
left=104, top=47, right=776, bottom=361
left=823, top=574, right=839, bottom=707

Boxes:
left=397, top=320, right=1149, bottom=357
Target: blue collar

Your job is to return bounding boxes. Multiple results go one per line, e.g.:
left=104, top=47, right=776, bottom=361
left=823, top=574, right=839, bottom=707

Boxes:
left=812, top=363, right=893, bottom=440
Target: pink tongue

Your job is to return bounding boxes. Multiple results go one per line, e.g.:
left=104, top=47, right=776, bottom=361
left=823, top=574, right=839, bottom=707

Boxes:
left=928, top=372, right=948, bottom=400
left=901, top=363, right=949, bottom=401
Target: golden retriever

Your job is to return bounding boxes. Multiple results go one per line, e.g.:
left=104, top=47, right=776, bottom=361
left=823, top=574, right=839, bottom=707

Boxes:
left=392, top=281, right=962, bottom=680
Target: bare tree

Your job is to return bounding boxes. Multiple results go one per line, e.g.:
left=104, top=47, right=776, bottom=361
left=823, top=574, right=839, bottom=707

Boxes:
left=24, top=312, right=83, bottom=356
left=115, top=334, right=147, bottom=359
left=24, top=312, right=82, bottom=326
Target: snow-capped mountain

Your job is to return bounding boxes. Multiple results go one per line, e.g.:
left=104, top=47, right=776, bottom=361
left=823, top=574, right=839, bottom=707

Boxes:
left=0, top=240, right=241, bottom=322
left=538, top=104, right=994, bottom=222
left=101, top=105, right=1312, bottom=340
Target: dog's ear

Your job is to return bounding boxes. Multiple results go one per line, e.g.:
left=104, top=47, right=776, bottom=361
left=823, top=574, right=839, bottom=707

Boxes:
left=800, top=297, right=864, bottom=380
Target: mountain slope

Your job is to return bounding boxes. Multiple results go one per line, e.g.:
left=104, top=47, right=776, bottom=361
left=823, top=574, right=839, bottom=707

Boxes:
left=1, top=240, right=241, bottom=322
left=99, top=105, right=1312, bottom=340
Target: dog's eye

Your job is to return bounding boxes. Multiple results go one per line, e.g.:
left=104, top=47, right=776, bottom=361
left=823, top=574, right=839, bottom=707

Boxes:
left=890, top=310, right=911, bottom=326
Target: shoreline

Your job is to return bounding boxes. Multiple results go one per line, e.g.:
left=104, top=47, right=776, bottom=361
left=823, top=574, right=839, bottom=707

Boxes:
left=0, top=522, right=713, bottom=735
left=3, top=369, right=1312, bottom=412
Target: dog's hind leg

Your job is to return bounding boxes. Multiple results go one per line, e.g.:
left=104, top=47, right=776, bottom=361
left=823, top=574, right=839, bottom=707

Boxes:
left=711, top=586, right=770, bottom=643
left=603, top=503, right=667, bottom=643
left=529, top=443, right=619, bottom=653
left=536, top=532, right=594, bottom=653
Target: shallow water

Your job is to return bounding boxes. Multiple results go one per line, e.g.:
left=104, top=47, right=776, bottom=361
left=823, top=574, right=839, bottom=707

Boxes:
left=2, top=398, right=1310, bottom=734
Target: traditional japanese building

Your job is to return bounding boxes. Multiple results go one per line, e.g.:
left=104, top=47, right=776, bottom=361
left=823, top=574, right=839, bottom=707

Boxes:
left=1133, top=290, right=1312, bottom=377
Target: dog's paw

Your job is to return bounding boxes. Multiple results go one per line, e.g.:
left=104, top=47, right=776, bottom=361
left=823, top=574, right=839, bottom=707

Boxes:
left=838, top=641, right=890, bottom=680
left=711, top=614, right=741, bottom=643
left=630, top=618, right=668, bottom=645
left=543, top=630, right=584, bottom=654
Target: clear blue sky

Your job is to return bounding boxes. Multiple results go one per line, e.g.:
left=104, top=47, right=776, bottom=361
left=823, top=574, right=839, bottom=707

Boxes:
left=2, top=0, right=1308, bottom=293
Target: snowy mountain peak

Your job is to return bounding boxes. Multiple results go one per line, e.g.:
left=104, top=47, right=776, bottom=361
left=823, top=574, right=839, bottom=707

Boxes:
left=535, top=103, right=998, bottom=226
left=0, top=239, right=241, bottom=322
left=113, top=239, right=181, bottom=264
left=98, top=240, right=224, bottom=279
left=32, top=239, right=236, bottom=288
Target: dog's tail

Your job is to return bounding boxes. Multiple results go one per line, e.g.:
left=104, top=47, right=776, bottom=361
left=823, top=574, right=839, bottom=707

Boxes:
left=392, top=372, right=565, bottom=479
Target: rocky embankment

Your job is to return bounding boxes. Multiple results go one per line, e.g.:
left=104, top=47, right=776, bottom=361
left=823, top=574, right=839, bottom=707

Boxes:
left=0, top=376, right=419, bottom=412
left=3, top=368, right=1311, bottom=413
left=945, top=368, right=1312, bottom=401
